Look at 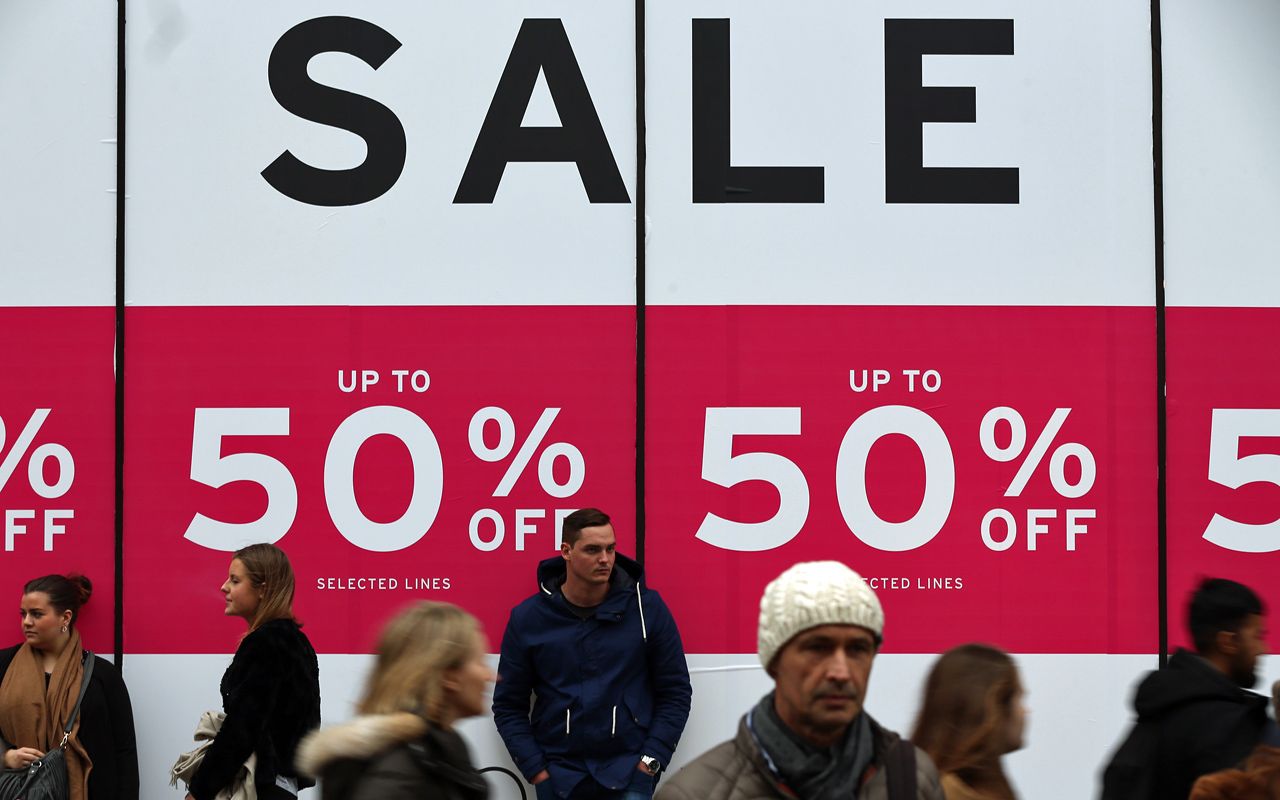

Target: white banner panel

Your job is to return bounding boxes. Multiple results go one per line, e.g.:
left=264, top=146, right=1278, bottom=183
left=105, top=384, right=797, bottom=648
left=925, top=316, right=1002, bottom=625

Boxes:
left=0, top=2, right=117, bottom=651
left=125, top=1, right=636, bottom=306
left=1163, top=0, right=1280, bottom=307
left=1162, top=0, right=1280, bottom=657
left=0, top=1, right=116, bottom=305
left=127, top=653, right=1161, bottom=800
left=645, top=0, right=1154, bottom=306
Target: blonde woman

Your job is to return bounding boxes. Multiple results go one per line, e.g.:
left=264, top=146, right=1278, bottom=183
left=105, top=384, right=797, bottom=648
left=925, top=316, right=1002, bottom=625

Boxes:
left=187, top=544, right=321, bottom=800
left=297, top=601, right=496, bottom=800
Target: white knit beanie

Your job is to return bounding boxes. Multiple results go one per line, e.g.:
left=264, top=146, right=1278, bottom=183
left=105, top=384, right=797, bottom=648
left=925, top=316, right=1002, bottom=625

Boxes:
left=757, top=561, right=884, bottom=669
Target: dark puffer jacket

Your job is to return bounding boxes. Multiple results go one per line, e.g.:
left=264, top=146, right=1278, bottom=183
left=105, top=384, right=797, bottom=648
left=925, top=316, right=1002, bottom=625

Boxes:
left=656, top=713, right=942, bottom=800
left=189, top=619, right=321, bottom=800
left=297, top=713, right=488, bottom=800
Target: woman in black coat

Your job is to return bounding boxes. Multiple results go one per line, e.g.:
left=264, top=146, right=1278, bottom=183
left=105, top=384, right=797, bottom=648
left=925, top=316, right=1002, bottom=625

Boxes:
left=0, top=574, right=138, bottom=800
left=297, top=601, right=495, bottom=800
left=186, top=544, right=321, bottom=800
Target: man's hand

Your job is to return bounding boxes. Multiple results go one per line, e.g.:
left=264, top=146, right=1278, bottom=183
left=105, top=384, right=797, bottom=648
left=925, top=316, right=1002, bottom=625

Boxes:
left=3, top=747, right=44, bottom=769
left=637, top=759, right=656, bottom=776
left=531, top=770, right=550, bottom=785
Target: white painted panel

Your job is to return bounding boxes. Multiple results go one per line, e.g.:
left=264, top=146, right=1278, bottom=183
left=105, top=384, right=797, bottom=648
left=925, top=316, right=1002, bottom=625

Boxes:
left=672, top=654, right=1158, bottom=800
left=125, top=1, right=635, bottom=307
left=125, top=653, right=1171, bottom=800
left=1163, top=0, right=1280, bottom=307
left=0, top=1, right=116, bottom=305
left=645, top=0, right=1155, bottom=306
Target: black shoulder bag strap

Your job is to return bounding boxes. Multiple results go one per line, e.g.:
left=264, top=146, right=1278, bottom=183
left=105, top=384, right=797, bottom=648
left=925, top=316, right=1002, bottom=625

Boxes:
left=884, top=739, right=917, bottom=800
left=58, top=652, right=95, bottom=748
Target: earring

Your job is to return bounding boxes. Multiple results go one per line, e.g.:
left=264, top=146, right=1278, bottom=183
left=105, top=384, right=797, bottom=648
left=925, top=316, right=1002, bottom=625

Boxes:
left=60, top=625, right=67, bottom=634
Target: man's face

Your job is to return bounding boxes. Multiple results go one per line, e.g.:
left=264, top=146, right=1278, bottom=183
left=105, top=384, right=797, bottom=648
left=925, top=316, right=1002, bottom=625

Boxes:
left=562, top=524, right=616, bottom=587
left=1229, top=613, right=1268, bottom=688
left=771, top=624, right=877, bottom=746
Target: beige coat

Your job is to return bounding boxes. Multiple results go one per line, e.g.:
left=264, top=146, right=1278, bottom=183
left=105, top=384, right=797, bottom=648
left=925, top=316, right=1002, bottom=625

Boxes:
left=170, top=711, right=257, bottom=800
left=656, top=715, right=942, bottom=800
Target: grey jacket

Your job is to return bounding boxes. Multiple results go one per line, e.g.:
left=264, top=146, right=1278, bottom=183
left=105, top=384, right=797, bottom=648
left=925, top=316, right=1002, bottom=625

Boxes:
left=656, top=714, right=942, bottom=800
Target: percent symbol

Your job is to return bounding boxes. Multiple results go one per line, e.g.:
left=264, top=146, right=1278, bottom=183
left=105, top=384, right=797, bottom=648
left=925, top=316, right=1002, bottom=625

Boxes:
left=467, top=407, right=585, bottom=499
left=979, top=407, right=1095, bottom=498
left=0, top=410, right=75, bottom=499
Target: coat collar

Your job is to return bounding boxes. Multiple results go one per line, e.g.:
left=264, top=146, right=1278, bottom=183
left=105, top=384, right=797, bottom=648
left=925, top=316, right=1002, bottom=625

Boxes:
left=297, top=712, right=428, bottom=777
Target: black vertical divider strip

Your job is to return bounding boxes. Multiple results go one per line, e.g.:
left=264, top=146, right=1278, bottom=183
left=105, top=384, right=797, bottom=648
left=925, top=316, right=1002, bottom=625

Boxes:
left=114, top=0, right=127, bottom=668
left=1151, top=0, right=1169, bottom=668
left=634, top=0, right=647, bottom=565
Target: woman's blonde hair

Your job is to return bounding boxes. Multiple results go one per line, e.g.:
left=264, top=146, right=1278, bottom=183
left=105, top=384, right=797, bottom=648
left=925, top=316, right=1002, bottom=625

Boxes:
left=234, top=543, right=297, bottom=632
left=357, top=601, right=481, bottom=722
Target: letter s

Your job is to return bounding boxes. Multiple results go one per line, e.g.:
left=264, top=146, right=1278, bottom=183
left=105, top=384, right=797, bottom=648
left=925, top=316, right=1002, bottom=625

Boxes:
left=262, top=16, right=406, bottom=206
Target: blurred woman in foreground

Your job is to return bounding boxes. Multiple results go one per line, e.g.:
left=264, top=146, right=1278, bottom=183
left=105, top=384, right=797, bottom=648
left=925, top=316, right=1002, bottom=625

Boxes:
left=911, top=644, right=1027, bottom=800
left=298, top=601, right=496, bottom=800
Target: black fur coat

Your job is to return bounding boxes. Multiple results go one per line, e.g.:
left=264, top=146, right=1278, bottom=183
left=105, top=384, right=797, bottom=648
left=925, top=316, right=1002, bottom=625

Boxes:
left=189, top=619, right=321, bottom=800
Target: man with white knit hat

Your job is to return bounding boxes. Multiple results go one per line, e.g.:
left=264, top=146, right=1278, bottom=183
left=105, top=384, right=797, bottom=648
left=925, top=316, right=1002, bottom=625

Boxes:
left=656, top=561, right=942, bottom=800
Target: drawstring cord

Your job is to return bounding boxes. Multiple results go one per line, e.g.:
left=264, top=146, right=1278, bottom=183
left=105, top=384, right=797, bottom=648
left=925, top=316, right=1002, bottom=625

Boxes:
left=635, top=584, right=648, bottom=641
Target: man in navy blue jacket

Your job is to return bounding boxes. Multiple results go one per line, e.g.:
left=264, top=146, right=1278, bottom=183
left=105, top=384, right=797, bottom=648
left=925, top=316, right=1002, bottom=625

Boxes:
left=494, top=507, right=693, bottom=800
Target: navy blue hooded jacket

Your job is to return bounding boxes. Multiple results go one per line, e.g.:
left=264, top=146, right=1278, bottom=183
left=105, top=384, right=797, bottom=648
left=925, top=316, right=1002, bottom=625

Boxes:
left=493, top=554, right=692, bottom=797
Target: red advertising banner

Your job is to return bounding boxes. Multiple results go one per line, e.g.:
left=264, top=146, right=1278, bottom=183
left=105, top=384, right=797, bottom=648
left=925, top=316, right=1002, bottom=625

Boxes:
left=645, top=306, right=1158, bottom=654
left=0, top=308, right=116, bottom=649
left=123, top=306, right=636, bottom=653
left=1167, top=307, right=1280, bottom=647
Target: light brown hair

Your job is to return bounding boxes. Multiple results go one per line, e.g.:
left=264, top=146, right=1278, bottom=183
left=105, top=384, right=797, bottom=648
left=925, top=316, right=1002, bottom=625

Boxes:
left=234, top=543, right=297, bottom=632
left=357, top=601, right=481, bottom=723
left=911, top=643, right=1021, bottom=799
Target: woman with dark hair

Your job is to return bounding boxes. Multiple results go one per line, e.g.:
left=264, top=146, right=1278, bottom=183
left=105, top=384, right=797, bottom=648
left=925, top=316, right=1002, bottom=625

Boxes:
left=296, top=601, right=494, bottom=800
left=0, top=574, right=138, bottom=800
left=910, top=644, right=1027, bottom=800
left=186, top=543, right=321, bottom=800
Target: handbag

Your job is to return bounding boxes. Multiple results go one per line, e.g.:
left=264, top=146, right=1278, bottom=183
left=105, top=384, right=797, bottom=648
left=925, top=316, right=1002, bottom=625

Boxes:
left=0, top=652, right=94, bottom=800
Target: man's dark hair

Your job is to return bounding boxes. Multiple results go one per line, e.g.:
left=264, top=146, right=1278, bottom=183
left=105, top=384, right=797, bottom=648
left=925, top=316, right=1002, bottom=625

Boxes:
left=1188, top=577, right=1264, bottom=655
left=562, top=507, right=611, bottom=547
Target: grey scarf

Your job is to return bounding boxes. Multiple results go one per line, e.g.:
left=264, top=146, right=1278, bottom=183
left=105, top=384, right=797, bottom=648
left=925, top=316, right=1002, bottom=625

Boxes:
left=749, top=692, right=873, bottom=800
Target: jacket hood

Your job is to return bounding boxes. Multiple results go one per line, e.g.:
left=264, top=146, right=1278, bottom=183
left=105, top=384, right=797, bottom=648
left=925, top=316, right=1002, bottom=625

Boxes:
left=534, top=552, right=643, bottom=596
left=1134, top=649, right=1262, bottom=719
left=296, top=712, right=427, bottom=778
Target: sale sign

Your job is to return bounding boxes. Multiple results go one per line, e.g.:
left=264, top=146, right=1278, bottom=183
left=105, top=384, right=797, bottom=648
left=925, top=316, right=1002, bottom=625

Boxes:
left=645, top=305, right=1158, bottom=654
left=122, top=306, right=636, bottom=653
left=1166, top=308, right=1280, bottom=646
left=1161, top=1, right=1280, bottom=650
left=1, top=4, right=117, bottom=651
left=0, top=308, right=116, bottom=648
